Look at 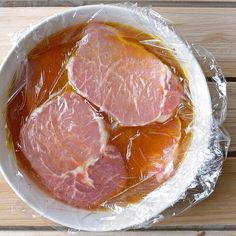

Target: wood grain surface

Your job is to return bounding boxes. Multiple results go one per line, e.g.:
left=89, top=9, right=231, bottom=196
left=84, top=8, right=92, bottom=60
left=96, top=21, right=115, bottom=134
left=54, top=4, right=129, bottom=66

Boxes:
left=1, top=231, right=236, bottom=236
left=0, top=5, right=235, bottom=234
left=1, top=7, right=236, bottom=77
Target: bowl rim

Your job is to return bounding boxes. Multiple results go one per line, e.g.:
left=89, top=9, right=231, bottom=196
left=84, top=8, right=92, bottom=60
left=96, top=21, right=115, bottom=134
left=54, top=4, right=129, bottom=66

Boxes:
left=0, top=4, right=212, bottom=231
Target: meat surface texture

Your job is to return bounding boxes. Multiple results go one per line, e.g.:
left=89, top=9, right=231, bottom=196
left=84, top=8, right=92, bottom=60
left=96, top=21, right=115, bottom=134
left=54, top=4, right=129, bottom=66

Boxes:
left=67, top=23, right=182, bottom=126
left=20, top=91, right=127, bottom=208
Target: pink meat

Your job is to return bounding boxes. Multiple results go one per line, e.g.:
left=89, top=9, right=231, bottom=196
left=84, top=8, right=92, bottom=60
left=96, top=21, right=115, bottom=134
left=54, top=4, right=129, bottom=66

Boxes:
left=67, top=23, right=182, bottom=126
left=20, top=91, right=127, bottom=208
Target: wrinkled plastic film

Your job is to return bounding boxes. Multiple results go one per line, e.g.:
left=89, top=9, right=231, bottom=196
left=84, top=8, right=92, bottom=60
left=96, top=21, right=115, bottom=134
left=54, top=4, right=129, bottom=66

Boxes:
left=1, top=3, right=230, bottom=231
left=144, top=43, right=230, bottom=227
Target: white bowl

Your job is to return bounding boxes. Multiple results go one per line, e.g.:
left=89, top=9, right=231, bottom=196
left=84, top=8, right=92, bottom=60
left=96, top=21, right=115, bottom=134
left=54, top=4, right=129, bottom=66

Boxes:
left=0, top=5, right=212, bottom=231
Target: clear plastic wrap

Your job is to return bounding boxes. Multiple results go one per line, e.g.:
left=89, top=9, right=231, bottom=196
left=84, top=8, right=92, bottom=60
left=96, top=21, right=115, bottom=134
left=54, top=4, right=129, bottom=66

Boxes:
left=0, top=3, right=230, bottom=231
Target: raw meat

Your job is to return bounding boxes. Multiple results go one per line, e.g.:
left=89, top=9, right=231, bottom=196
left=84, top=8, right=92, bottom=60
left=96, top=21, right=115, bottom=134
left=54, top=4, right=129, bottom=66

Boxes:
left=20, top=91, right=127, bottom=208
left=67, top=23, right=182, bottom=126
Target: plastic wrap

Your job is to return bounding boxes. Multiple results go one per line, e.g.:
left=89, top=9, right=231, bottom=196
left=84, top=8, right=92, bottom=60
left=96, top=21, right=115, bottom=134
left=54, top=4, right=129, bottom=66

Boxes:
left=0, top=3, right=230, bottom=231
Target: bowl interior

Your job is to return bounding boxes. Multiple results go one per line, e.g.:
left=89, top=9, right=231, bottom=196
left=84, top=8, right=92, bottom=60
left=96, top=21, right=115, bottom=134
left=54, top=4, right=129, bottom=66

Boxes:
left=0, top=5, right=212, bottom=231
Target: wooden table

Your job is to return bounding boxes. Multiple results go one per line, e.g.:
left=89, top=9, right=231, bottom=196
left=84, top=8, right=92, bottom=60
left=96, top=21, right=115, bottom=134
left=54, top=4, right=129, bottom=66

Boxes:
left=0, top=1, right=236, bottom=235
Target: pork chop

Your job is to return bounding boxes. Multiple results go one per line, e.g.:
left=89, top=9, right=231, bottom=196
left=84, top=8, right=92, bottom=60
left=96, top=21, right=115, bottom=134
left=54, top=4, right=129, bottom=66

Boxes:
left=20, top=91, right=127, bottom=208
left=67, top=23, right=182, bottom=126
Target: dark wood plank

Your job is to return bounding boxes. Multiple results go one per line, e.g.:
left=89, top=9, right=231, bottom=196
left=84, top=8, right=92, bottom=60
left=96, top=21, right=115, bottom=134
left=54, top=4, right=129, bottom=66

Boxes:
left=1, top=0, right=236, bottom=8
left=0, top=230, right=235, bottom=236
